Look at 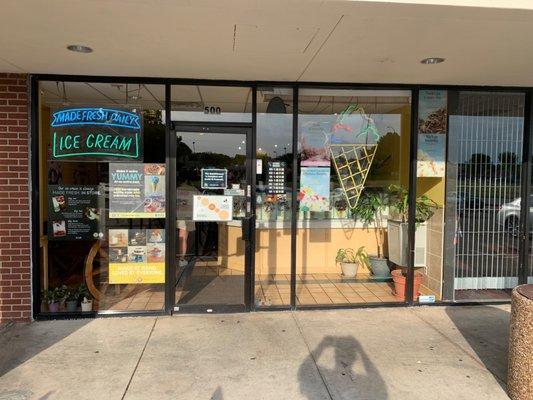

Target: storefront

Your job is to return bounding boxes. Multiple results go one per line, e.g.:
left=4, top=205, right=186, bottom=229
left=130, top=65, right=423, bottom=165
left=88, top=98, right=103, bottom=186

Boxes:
left=22, top=74, right=531, bottom=318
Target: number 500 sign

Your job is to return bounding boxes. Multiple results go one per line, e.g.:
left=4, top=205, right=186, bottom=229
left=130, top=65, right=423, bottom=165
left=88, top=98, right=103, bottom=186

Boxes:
left=204, top=106, right=221, bottom=115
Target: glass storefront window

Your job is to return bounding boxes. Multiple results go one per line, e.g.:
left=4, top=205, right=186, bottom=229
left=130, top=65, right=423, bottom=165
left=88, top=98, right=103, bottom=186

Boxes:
left=254, top=87, right=293, bottom=307
left=38, top=81, right=166, bottom=313
left=296, top=89, right=411, bottom=305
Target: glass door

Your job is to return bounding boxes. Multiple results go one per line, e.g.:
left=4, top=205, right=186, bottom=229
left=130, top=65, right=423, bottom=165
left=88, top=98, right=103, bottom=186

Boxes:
left=173, top=124, right=252, bottom=311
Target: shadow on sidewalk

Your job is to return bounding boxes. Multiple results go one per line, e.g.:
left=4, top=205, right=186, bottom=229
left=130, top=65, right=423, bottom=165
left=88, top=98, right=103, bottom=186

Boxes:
left=0, top=319, right=89, bottom=377
left=298, top=335, right=388, bottom=400
left=445, top=305, right=510, bottom=391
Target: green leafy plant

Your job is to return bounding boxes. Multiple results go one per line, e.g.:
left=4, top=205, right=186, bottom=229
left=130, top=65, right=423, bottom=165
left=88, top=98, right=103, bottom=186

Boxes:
left=353, top=188, right=389, bottom=258
left=42, top=286, right=64, bottom=304
left=77, top=284, right=91, bottom=302
left=388, top=184, right=438, bottom=224
left=64, top=288, right=78, bottom=302
left=335, top=246, right=369, bottom=267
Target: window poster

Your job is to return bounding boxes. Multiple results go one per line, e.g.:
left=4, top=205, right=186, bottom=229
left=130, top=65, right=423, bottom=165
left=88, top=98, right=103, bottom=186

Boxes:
left=109, top=163, right=165, bottom=218
left=299, top=167, right=330, bottom=212
left=48, top=185, right=104, bottom=240
left=201, top=168, right=227, bottom=189
left=108, top=228, right=165, bottom=284
left=300, top=122, right=331, bottom=167
left=193, top=195, right=233, bottom=221
left=417, top=90, right=447, bottom=177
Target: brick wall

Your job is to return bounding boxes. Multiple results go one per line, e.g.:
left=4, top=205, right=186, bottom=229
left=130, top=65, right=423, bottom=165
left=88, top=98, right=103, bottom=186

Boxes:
left=0, top=73, right=31, bottom=322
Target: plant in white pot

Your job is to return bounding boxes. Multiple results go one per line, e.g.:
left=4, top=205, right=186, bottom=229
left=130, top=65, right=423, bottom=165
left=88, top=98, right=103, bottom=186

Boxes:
left=353, top=188, right=391, bottom=278
left=78, top=284, right=93, bottom=312
left=335, top=246, right=368, bottom=278
left=387, top=184, right=437, bottom=267
left=387, top=184, right=438, bottom=300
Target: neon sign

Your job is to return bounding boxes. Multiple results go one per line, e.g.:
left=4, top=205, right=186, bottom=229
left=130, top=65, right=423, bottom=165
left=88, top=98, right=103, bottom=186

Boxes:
left=51, top=108, right=141, bottom=130
left=50, top=107, right=142, bottom=160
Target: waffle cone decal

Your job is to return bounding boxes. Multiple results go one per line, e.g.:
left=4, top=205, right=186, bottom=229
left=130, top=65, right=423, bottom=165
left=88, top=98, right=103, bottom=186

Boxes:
left=330, top=144, right=377, bottom=209
left=330, top=105, right=380, bottom=210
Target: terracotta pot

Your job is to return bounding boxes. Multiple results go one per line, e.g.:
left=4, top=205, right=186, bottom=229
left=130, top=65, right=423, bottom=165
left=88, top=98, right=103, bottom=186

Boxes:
left=391, top=269, right=424, bottom=301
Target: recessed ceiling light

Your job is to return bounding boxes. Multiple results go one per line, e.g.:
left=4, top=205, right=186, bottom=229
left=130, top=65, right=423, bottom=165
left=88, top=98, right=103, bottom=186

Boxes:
left=67, top=44, right=93, bottom=53
left=421, top=57, right=445, bottom=65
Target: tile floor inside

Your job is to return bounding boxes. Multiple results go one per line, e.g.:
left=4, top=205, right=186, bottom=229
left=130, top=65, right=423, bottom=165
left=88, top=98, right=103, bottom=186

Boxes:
left=97, top=266, right=441, bottom=311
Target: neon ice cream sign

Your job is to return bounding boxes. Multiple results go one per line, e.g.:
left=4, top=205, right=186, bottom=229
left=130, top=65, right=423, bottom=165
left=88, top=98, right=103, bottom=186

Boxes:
left=51, top=107, right=142, bottom=160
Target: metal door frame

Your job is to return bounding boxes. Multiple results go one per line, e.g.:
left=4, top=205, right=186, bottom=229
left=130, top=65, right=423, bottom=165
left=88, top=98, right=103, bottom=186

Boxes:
left=170, top=122, right=255, bottom=313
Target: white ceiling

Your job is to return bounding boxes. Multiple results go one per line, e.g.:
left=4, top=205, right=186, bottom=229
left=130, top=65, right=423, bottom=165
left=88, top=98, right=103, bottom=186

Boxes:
left=11, top=0, right=533, bottom=86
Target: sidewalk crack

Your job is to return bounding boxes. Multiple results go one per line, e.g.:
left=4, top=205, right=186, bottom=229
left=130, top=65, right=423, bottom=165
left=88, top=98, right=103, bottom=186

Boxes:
left=120, top=317, right=158, bottom=400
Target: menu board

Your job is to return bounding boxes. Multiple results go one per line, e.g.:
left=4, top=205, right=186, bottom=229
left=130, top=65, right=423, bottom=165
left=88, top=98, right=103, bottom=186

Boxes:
left=267, top=161, right=286, bottom=194
left=201, top=169, right=227, bottom=189
left=48, top=185, right=104, bottom=240
left=417, top=90, right=447, bottom=177
left=108, top=228, right=165, bottom=284
left=193, top=195, right=233, bottom=221
left=109, top=163, right=165, bottom=218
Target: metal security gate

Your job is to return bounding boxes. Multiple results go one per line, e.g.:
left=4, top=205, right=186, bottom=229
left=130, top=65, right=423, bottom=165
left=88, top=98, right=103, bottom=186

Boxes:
left=447, top=92, right=526, bottom=294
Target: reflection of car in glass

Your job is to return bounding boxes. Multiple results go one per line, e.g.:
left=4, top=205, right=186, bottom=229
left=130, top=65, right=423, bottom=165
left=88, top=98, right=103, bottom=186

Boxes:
left=496, top=197, right=533, bottom=236
left=456, top=193, right=485, bottom=211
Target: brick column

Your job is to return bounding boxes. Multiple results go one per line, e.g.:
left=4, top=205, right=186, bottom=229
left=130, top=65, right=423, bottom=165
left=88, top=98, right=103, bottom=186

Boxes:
left=0, top=73, right=31, bottom=322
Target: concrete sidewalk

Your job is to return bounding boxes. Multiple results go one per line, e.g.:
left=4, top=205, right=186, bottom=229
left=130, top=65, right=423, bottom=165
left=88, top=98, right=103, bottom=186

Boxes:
left=0, top=305, right=511, bottom=400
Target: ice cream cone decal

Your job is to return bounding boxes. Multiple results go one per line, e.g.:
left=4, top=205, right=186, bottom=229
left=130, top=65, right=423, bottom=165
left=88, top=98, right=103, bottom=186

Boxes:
left=330, top=104, right=380, bottom=210
left=151, top=176, right=159, bottom=193
left=330, top=144, right=377, bottom=209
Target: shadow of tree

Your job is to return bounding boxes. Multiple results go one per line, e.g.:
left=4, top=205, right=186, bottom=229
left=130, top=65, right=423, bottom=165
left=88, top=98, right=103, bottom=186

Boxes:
left=298, top=335, right=388, bottom=400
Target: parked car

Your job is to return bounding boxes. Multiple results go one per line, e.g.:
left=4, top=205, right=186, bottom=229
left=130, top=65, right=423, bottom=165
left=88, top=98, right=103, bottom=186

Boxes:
left=496, top=196, right=533, bottom=236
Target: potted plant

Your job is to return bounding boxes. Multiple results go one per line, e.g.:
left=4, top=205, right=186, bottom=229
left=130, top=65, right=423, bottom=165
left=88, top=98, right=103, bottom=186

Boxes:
left=65, top=288, right=78, bottom=312
left=263, top=195, right=277, bottom=220
left=78, top=284, right=93, bottom=312
left=387, top=184, right=437, bottom=267
left=335, top=246, right=369, bottom=278
left=353, top=188, right=391, bottom=277
left=387, top=184, right=437, bottom=300
left=47, top=287, right=62, bottom=313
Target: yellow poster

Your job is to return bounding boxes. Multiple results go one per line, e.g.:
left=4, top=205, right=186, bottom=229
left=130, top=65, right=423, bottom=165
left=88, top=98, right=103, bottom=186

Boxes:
left=108, top=228, right=166, bottom=284
left=109, top=262, right=165, bottom=284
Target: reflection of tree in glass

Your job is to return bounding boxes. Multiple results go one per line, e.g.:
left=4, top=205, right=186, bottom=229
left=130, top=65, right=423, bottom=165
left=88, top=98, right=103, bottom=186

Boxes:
left=143, top=110, right=166, bottom=163
left=467, top=153, right=493, bottom=178
left=497, top=152, right=519, bottom=182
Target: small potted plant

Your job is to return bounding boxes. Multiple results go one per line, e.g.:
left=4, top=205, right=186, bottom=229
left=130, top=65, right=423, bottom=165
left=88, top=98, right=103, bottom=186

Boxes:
left=47, top=287, right=62, bottom=313
left=334, top=198, right=348, bottom=219
left=78, top=284, right=93, bottom=312
left=353, top=188, right=391, bottom=277
left=335, top=246, right=369, bottom=278
left=263, top=196, right=277, bottom=220
left=65, top=288, right=78, bottom=312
